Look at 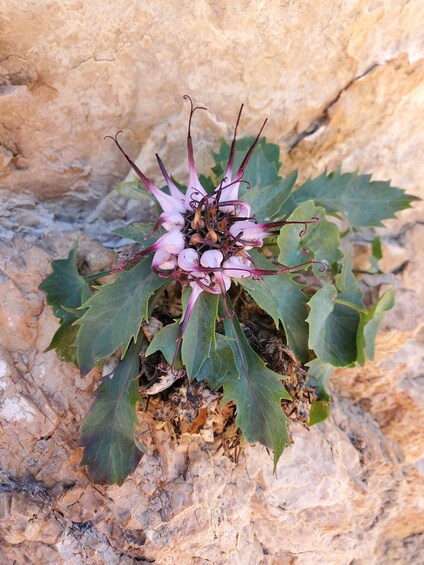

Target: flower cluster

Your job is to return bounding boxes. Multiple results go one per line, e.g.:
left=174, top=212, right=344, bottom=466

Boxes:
left=107, top=96, right=322, bottom=366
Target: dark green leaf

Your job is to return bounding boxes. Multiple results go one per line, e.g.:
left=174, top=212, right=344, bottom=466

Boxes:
left=45, top=321, right=80, bottom=365
left=199, top=174, right=216, bottom=194
left=238, top=250, right=309, bottom=361
left=336, top=255, right=365, bottom=308
left=212, top=137, right=281, bottom=195
left=79, top=341, right=145, bottom=485
left=39, top=246, right=91, bottom=323
left=307, top=282, right=360, bottom=367
left=308, top=400, right=331, bottom=426
left=306, top=358, right=333, bottom=403
left=282, top=169, right=417, bottom=228
left=223, top=308, right=291, bottom=467
left=356, top=288, right=395, bottom=366
left=240, top=172, right=297, bottom=222
left=76, top=258, right=167, bottom=375
left=278, top=200, right=342, bottom=273
left=145, top=322, right=183, bottom=370
left=181, top=291, right=219, bottom=378
left=195, top=334, right=238, bottom=389
left=112, top=222, right=164, bottom=247
left=370, top=236, right=383, bottom=273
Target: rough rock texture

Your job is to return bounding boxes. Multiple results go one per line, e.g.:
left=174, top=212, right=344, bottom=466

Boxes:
left=1, top=1, right=424, bottom=564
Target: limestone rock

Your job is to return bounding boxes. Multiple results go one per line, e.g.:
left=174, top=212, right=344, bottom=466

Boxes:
left=1, top=1, right=423, bottom=563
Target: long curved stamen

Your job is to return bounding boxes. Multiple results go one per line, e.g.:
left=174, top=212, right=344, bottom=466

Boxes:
left=262, top=217, right=320, bottom=237
left=225, top=103, right=244, bottom=180
left=155, top=153, right=185, bottom=201
left=183, top=95, right=208, bottom=209
left=105, top=131, right=185, bottom=213
left=234, top=118, right=268, bottom=181
left=219, top=178, right=251, bottom=195
left=216, top=178, right=251, bottom=207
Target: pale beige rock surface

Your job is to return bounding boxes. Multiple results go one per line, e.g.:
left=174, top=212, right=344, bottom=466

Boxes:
left=1, top=1, right=424, bottom=564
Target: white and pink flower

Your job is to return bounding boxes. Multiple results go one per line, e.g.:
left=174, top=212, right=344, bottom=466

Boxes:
left=107, top=96, right=323, bottom=371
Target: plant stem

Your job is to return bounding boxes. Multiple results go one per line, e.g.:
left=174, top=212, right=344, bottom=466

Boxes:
left=334, top=298, right=367, bottom=314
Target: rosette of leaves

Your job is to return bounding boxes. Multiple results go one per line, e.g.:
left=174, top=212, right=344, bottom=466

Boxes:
left=39, top=98, right=416, bottom=485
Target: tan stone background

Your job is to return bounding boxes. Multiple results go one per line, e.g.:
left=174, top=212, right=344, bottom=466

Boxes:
left=0, top=1, right=423, bottom=564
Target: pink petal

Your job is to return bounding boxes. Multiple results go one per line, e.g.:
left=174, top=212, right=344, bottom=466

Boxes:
left=152, top=249, right=177, bottom=271
left=158, top=212, right=185, bottom=232
left=229, top=220, right=269, bottom=241
left=222, top=256, right=252, bottom=278
left=200, top=250, right=224, bottom=269
left=178, top=248, right=200, bottom=272
left=155, top=229, right=186, bottom=255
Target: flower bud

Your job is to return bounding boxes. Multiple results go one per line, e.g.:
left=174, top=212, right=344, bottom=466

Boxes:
left=178, top=248, right=200, bottom=272
left=152, top=249, right=177, bottom=271
left=155, top=229, right=186, bottom=255
left=200, top=250, right=224, bottom=269
left=158, top=212, right=185, bottom=232
left=222, top=256, right=252, bottom=278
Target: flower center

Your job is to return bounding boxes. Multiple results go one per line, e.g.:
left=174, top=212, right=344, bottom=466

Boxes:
left=181, top=193, right=255, bottom=260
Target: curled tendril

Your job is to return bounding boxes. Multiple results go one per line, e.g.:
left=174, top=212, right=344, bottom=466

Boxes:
left=300, top=248, right=327, bottom=272
left=183, top=94, right=207, bottom=135
left=104, top=130, right=124, bottom=144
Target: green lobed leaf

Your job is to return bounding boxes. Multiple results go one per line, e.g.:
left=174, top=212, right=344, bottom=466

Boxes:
left=240, top=172, right=297, bottom=222
left=356, top=288, right=395, bottom=366
left=79, top=340, right=145, bottom=485
left=45, top=321, right=80, bottom=365
left=336, top=255, right=365, bottom=308
left=199, top=174, right=216, bottom=193
left=281, top=169, right=417, bottom=229
left=307, top=282, right=361, bottom=367
left=222, top=306, right=292, bottom=467
left=76, top=258, right=168, bottom=375
left=181, top=291, right=219, bottom=378
left=308, top=400, right=331, bottom=426
left=112, top=222, right=165, bottom=247
left=38, top=245, right=91, bottom=323
left=145, top=322, right=183, bottom=370
left=195, top=334, right=238, bottom=390
left=306, top=358, right=333, bottom=402
left=212, top=137, right=281, bottom=195
left=238, top=250, right=309, bottom=362
left=277, top=200, right=342, bottom=273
